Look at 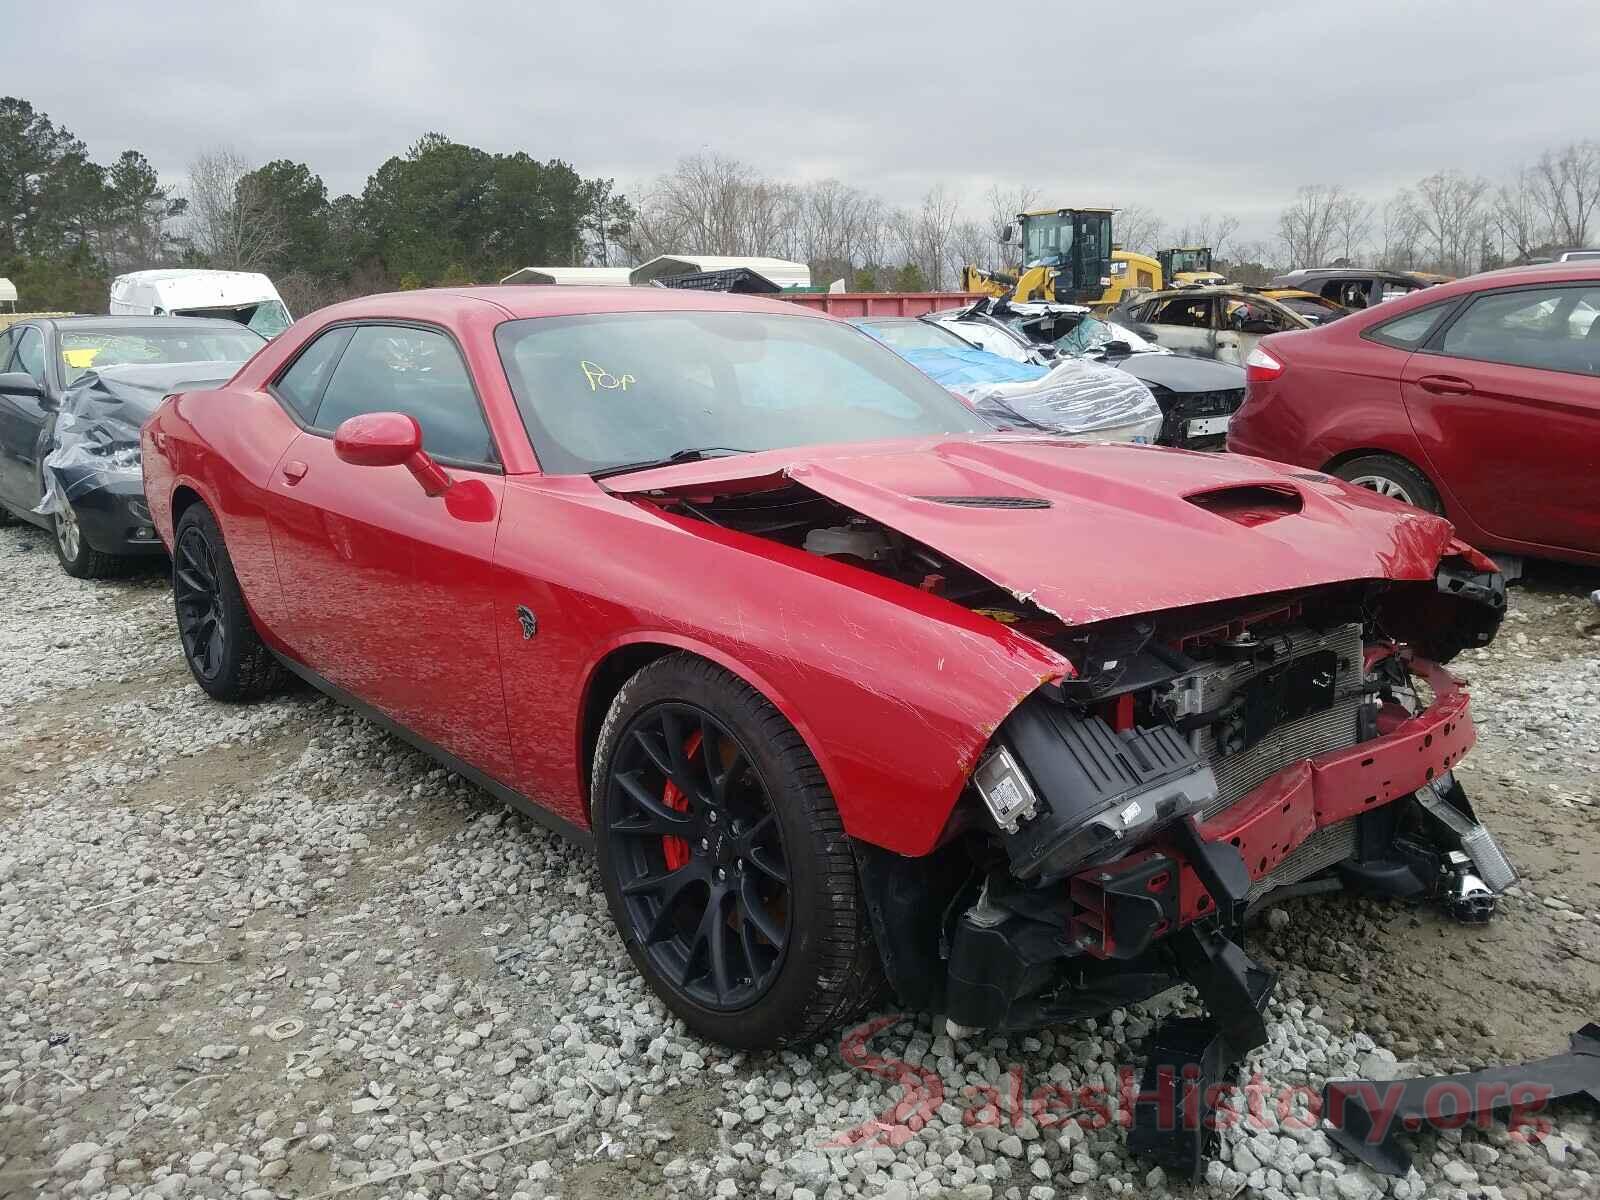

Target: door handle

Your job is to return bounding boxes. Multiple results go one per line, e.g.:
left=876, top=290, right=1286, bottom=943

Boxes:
left=281, top=459, right=308, bottom=484
left=1418, top=375, right=1475, bottom=396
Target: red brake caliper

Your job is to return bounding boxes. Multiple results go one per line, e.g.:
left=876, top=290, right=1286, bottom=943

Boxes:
left=660, top=730, right=703, bottom=870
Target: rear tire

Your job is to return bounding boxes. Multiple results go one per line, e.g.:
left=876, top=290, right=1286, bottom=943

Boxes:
left=55, top=503, right=129, bottom=579
left=1333, top=454, right=1442, bottom=514
left=173, top=504, right=283, bottom=701
left=591, top=653, right=885, bottom=1050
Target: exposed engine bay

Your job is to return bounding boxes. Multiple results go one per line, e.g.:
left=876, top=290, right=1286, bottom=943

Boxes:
left=624, top=464, right=1513, bottom=1177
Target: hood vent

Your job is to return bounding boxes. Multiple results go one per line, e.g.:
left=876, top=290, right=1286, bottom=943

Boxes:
left=1184, top=484, right=1304, bottom=528
left=918, top=495, right=1052, bottom=510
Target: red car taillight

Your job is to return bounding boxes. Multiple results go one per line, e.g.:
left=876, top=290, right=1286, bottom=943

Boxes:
left=1244, top=345, right=1285, bottom=383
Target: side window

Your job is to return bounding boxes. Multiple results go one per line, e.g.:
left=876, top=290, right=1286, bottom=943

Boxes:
left=315, top=325, right=496, bottom=463
left=274, top=326, right=354, bottom=421
left=14, top=327, right=46, bottom=383
left=0, top=328, right=16, bottom=370
left=1227, top=300, right=1294, bottom=332
left=1152, top=298, right=1211, bottom=328
left=1437, top=286, right=1600, bottom=376
left=1364, top=301, right=1454, bottom=350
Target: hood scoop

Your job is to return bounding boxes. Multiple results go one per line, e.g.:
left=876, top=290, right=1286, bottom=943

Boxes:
left=918, top=494, right=1052, bottom=510
left=1184, top=483, right=1304, bottom=528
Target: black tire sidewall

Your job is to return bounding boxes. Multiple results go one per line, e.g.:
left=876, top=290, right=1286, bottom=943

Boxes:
left=591, top=657, right=838, bottom=1050
left=173, top=505, right=260, bottom=700
left=1337, top=455, right=1442, bottom=514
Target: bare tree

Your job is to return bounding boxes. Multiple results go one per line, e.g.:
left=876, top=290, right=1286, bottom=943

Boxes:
left=1224, top=240, right=1279, bottom=285
left=984, top=183, right=1041, bottom=264
left=1376, top=192, right=1422, bottom=269
left=1529, top=141, right=1600, bottom=249
left=1172, top=213, right=1240, bottom=260
left=1492, top=168, right=1549, bottom=263
left=185, top=149, right=283, bottom=270
left=1277, top=184, right=1347, bottom=269
left=1329, top=195, right=1374, bottom=265
left=946, top=219, right=991, bottom=289
left=905, top=185, right=960, bottom=290
left=1115, top=204, right=1164, bottom=256
left=1406, top=171, right=1489, bottom=275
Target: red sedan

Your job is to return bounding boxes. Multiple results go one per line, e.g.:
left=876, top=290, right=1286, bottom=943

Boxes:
left=1229, top=260, right=1600, bottom=567
left=142, top=286, right=1512, bottom=1081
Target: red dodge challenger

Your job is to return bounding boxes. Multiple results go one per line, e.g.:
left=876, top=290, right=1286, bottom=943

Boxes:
left=141, top=286, right=1512, bottom=1096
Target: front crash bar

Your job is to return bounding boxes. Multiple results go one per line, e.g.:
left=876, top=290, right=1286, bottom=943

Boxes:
left=1072, top=656, right=1474, bottom=957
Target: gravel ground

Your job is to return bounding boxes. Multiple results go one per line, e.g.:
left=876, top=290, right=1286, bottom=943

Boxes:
left=3, top=519, right=1598, bottom=1200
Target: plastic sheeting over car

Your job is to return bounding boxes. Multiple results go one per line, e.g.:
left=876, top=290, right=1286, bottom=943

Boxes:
left=35, top=361, right=242, bottom=517
left=876, top=342, right=1163, bottom=444
left=964, top=356, right=1165, bottom=444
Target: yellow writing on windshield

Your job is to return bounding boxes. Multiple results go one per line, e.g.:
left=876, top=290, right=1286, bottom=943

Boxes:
left=582, top=360, right=635, bottom=392
left=63, top=348, right=102, bottom=369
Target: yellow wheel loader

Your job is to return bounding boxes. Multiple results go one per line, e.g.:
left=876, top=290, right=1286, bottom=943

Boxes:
left=960, top=208, right=1163, bottom=309
left=1156, top=247, right=1227, bottom=288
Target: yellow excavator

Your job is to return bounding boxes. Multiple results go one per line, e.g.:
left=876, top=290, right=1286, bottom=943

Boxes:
left=960, top=207, right=1163, bottom=308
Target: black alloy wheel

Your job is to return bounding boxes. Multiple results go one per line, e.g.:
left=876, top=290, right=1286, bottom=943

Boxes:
left=174, top=522, right=227, bottom=682
left=170, top=504, right=283, bottom=701
left=603, top=702, right=791, bottom=1011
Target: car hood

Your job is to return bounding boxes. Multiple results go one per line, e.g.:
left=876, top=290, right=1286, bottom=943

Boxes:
left=603, top=435, right=1461, bottom=627
left=66, top=360, right=246, bottom=422
left=1112, top=352, right=1245, bottom=393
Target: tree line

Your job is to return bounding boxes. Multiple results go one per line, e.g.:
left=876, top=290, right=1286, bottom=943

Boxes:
left=622, top=146, right=1599, bottom=288
left=0, top=97, right=633, bottom=313
left=5, top=94, right=1597, bottom=317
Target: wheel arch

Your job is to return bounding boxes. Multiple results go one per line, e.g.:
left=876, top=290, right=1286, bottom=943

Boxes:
left=1322, top=446, right=1445, bottom=500
left=576, top=635, right=843, bottom=825
left=170, top=483, right=206, bottom=526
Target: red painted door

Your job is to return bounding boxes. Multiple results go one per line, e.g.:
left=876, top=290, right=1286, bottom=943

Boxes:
left=263, top=323, right=516, bottom=781
left=1402, top=283, right=1600, bottom=555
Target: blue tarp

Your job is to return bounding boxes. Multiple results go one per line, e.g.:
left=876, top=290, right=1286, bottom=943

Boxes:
left=893, top=346, right=1048, bottom=391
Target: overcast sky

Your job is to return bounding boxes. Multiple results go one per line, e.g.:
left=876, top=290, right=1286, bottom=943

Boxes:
left=6, top=1, right=1599, bottom=246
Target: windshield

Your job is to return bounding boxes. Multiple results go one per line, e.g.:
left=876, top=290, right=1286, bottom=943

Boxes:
left=60, top=326, right=266, bottom=384
left=1168, top=249, right=1212, bottom=274
left=1052, top=314, right=1123, bottom=356
left=246, top=300, right=292, bottom=338
left=495, top=311, right=989, bottom=475
left=1021, top=215, right=1073, bottom=268
left=852, top=318, right=972, bottom=352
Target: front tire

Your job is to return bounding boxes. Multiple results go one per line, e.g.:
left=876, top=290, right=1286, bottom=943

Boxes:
left=55, top=502, right=128, bottom=579
left=172, top=504, right=283, bottom=701
left=592, top=653, right=884, bottom=1050
left=1333, top=454, right=1443, bottom=514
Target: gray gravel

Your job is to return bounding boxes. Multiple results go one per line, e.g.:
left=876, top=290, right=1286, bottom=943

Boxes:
left=2, top=521, right=1597, bottom=1200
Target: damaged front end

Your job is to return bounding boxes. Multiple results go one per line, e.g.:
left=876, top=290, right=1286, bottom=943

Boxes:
left=859, top=568, right=1509, bottom=1173
left=604, top=440, right=1515, bottom=1173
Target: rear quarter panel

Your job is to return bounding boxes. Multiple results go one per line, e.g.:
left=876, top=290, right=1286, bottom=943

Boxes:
left=143, top=387, right=299, bottom=637
left=1230, top=327, right=1425, bottom=471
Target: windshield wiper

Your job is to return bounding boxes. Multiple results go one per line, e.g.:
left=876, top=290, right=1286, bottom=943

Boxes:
left=590, top=446, right=752, bottom=480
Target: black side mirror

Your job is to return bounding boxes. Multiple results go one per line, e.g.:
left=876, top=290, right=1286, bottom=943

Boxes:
left=0, top=371, right=45, bottom=403
left=1001, top=224, right=1015, bottom=244
left=1101, top=340, right=1134, bottom=357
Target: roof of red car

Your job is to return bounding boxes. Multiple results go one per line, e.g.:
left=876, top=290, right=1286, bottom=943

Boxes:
left=308, top=284, right=827, bottom=326
left=1428, top=259, right=1600, bottom=294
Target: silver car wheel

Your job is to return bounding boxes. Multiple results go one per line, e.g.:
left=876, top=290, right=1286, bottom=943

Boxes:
left=1347, top=474, right=1413, bottom=505
left=56, top=505, right=81, bottom=562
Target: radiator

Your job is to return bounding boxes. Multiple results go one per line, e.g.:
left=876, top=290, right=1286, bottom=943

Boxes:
left=1246, top=817, right=1359, bottom=901
left=1167, top=622, right=1367, bottom=821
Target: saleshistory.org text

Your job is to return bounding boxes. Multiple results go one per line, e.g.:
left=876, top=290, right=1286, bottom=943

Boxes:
left=825, top=1016, right=1560, bottom=1149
